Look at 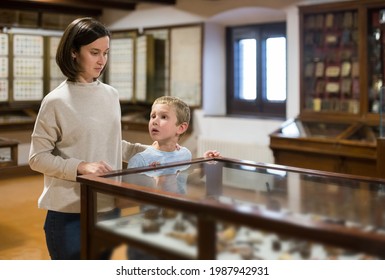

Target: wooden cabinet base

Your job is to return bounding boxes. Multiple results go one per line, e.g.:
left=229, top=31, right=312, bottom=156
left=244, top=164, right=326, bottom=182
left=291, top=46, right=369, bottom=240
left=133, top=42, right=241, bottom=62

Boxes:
left=271, top=149, right=377, bottom=178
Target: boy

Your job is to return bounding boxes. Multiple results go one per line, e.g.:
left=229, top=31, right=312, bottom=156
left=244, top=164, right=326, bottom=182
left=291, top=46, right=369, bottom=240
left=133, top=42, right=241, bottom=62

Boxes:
left=125, top=96, right=219, bottom=259
left=127, top=96, right=194, bottom=168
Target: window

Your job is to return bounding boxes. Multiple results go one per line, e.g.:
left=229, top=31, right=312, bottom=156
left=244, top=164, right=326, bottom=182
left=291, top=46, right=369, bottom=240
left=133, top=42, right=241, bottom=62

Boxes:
left=226, top=22, right=287, bottom=118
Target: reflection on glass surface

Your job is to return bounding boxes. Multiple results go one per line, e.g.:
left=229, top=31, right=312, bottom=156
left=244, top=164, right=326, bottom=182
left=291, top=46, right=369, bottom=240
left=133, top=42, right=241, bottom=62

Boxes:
left=302, top=122, right=349, bottom=138
left=346, top=125, right=379, bottom=143
left=108, top=161, right=385, bottom=230
left=278, top=120, right=350, bottom=139
left=280, top=121, right=300, bottom=137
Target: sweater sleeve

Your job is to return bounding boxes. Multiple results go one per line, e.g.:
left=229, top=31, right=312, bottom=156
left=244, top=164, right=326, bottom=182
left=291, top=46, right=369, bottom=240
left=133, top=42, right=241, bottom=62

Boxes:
left=122, top=140, right=148, bottom=162
left=28, top=99, right=82, bottom=182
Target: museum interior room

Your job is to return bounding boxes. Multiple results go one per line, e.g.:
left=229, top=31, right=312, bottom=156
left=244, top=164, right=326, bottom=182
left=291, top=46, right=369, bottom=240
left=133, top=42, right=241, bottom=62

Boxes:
left=1, top=0, right=385, bottom=260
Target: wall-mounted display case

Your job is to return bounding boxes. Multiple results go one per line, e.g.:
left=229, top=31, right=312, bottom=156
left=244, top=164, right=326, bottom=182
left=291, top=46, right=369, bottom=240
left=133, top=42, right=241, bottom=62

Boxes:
left=106, top=24, right=202, bottom=108
left=12, top=34, right=44, bottom=102
left=78, top=157, right=385, bottom=260
left=47, top=36, right=66, bottom=92
left=301, top=6, right=359, bottom=115
left=0, top=33, right=9, bottom=103
left=299, top=0, right=385, bottom=119
left=106, top=24, right=202, bottom=132
left=108, top=31, right=136, bottom=102
left=0, top=32, right=63, bottom=131
left=0, top=20, right=203, bottom=133
left=270, top=1, right=385, bottom=176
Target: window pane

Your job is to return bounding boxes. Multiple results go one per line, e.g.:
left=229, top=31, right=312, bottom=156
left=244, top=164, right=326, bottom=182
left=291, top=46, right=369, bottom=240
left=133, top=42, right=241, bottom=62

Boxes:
left=227, top=22, right=286, bottom=118
left=266, top=37, right=286, bottom=101
left=238, top=39, right=256, bottom=100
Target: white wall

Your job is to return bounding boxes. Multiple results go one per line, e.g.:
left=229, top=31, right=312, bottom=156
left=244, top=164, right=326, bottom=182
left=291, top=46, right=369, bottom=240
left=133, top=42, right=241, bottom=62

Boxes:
left=196, top=5, right=295, bottom=163
left=102, top=0, right=339, bottom=163
left=202, top=21, right=226, bottom=115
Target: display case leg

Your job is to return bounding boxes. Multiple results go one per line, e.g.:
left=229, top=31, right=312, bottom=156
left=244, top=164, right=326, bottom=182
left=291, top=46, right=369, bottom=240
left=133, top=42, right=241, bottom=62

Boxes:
left=197, top=218, right=216, bottom=259
left=377, top=138, right=385, bottom=179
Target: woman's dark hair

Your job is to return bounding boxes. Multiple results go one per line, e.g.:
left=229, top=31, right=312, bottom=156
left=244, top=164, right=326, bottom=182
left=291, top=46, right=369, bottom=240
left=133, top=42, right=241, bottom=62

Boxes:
left=56, top=17, right=111, bottom=81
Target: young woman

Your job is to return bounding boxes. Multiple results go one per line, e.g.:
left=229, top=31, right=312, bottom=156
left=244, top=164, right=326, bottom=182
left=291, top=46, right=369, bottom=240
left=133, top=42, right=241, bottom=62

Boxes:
left=29, top=17, right=146, bottom=260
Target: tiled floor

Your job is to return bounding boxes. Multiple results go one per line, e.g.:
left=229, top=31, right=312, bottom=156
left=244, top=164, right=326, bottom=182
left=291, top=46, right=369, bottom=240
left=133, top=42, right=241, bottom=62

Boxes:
left=0, top=174, right=126, bottom=260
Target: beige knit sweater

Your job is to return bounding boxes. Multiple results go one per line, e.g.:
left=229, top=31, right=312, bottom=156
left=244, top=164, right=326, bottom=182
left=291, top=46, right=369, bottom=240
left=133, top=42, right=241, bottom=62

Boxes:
left=29, top=80, right=146, bottom=213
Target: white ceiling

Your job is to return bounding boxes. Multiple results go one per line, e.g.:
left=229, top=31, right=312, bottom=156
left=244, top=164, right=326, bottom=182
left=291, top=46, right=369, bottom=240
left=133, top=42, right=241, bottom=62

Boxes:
left=174, top=0, right=304, bottom=17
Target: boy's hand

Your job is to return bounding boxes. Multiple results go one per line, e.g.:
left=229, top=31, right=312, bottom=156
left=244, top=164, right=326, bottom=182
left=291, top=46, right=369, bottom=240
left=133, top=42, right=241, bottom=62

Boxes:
left=203, top=150, right=221, bottom=158
left=149, top=161, right=160, bottom=167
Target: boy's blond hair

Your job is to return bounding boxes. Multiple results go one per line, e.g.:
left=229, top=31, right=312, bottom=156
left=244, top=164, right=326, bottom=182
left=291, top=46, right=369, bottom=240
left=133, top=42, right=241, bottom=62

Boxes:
left=153, top=96, right=190, bottom=126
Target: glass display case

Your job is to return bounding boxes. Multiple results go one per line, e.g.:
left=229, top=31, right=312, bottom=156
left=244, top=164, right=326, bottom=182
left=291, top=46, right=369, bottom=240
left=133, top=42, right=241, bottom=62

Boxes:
left=271, top=1, right=385, bottom=178
left=301, top=6, right=359, bottom=115
left=269, top=119, right=378, bottom=177
left=299, top=1, right=385, bottom=118
left=78, top=157, right=385, bottom=260
left=276, top=118, right=351, bottom=139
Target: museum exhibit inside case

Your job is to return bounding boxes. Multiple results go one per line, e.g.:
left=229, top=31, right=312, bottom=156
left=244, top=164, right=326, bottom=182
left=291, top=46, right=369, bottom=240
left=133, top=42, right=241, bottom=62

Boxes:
left=78, top=157, right=385, bottom=260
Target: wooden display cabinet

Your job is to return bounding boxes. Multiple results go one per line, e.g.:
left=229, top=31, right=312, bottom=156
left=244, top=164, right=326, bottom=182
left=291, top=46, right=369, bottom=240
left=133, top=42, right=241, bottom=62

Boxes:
left=78, top=157, right=385, bottom=260
left=269, top=119, right=378, bottom=177
left=0, top=137, right=18, bottom=167
left=270, top=1, right=385, bottom=177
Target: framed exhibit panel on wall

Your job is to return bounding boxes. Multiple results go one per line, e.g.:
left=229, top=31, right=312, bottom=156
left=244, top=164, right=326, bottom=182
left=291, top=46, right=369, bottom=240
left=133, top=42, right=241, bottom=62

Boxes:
left=12, top=34, right=44, bottom=102
left=0, top=33, right=9, bottom=102
left=108, top=31, right=136, bottom=102
left=47, top=36, right=65, bottom=92
left=170, top=25, right=202, bottom=107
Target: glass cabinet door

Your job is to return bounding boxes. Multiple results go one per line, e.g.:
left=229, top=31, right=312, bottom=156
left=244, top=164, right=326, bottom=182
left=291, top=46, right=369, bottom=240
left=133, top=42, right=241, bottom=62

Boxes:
left=367, top=6, right=385, bottom=114
left=301, top=8, right=359, bottom=114
left=300, top=2, right=385, bottom=118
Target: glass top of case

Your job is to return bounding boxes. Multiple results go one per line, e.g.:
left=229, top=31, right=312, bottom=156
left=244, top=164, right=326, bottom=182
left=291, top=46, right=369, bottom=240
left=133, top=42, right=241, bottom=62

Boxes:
left=345, top=125, right=379, bottom=143
left=274, top=119, right=351, bottom=139
left=105, top=158, right=385, bottom=233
